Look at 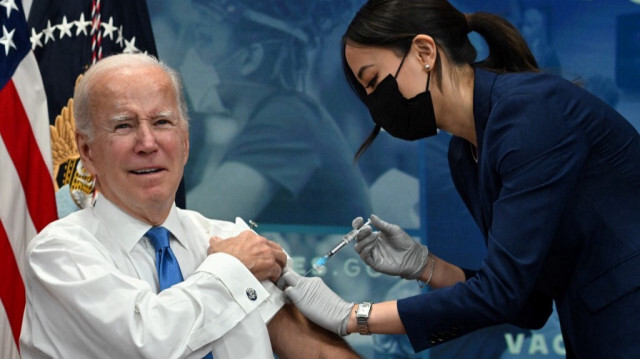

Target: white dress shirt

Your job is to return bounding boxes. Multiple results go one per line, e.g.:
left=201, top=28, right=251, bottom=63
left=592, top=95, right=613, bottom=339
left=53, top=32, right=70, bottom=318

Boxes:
left=20, top=196, right=285, bottom=358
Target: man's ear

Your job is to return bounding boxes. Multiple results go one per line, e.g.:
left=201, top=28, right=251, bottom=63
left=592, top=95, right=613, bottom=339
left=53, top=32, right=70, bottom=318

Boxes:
left=239, top=43, right=265, bottom=76
left=76, top=132, right=97, bottom=176
left=411, top=34, right=437, bottom=68
left=182, top=123, right=190, bottom=166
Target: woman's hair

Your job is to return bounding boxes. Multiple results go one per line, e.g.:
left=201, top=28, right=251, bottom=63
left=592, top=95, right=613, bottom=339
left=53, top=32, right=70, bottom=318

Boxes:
left=342, top=0, right=538, bottom=161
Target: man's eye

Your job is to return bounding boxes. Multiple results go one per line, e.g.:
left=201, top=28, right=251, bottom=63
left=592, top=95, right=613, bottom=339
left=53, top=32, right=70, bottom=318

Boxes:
left=155, top=119, right=172, bottom=126
left=114, top=123, right=131, bottom=130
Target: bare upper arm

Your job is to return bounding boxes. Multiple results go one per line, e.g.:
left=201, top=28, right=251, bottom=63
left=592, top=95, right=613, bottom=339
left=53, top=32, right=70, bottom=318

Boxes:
left=268, top=304, right=361, bottom=359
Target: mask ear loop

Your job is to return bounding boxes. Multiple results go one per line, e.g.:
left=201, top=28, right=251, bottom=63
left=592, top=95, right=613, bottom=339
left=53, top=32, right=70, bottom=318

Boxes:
left=394, top=52, right=409, bottom=78
left=425, top=64, right=431, bottom=91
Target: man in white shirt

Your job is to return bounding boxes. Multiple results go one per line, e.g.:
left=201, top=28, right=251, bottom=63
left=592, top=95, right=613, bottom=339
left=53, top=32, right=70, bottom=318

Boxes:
left=20, top=53, right=358, bottom=358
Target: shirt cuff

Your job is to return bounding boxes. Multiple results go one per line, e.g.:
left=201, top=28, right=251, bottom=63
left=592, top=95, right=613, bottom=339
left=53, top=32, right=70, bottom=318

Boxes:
left=257, top=279, right=286, bottom=324
left=197, top=252, right=270, bottom=314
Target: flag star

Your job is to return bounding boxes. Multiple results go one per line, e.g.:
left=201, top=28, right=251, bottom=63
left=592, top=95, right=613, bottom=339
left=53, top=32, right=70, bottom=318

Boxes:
left=0, top=0, right=19, bottom=19
left=101, top=16, right=117, bottom=40
left=75, top=12, right=91, bottom=36
left=42, top=20, right=56, bottom=44
left=57, top=16, right=74, bottom=39
left=0, top=25, right=16, bottom=55
left=116, top=25, right=124, bottom=47
left=123, top=36, right=139, bottom=53
left=30, top=27, right=43, bottom=50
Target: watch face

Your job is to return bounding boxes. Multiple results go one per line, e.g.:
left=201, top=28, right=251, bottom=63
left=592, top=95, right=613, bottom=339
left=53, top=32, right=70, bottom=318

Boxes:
left=357, top=302, right=372, bottom=335
left=357, top=302, right=372, bottom=317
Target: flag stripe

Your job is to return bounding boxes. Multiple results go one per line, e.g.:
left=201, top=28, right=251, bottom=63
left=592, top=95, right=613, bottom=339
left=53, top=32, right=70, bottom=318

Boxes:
left=0, top=221, right=25, bottom=346
left=0, top=78, right=43, bottom=349
left=0, top=80, right=57, bottom=232
left=0, top=134, right=38, bottom=278
left=12, top=53, right=53, bottom=173
left=0, top=303, right=21, bottom=359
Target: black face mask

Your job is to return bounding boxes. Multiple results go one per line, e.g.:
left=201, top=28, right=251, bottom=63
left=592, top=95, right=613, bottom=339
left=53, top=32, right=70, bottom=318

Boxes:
left=363, top=54, right=437, bottom=141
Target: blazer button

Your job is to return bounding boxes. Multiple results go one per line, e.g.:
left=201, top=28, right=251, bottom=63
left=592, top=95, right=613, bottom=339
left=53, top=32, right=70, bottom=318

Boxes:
left=246, top=288, right=257, bottom=301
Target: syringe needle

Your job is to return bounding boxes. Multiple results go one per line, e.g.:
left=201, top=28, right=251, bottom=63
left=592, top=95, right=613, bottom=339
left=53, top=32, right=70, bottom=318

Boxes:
left=303, top=267, right=314, bottom=276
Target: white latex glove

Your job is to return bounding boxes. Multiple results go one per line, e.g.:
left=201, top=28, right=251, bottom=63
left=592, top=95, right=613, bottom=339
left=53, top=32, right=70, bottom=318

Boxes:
left=353, top=214, right=429, bottom=279
left=281, top=267, right=354, bottom=336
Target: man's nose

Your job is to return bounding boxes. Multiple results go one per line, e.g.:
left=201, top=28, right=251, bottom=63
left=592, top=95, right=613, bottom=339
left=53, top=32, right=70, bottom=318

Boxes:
left=135, top=124, right=158, bottom=152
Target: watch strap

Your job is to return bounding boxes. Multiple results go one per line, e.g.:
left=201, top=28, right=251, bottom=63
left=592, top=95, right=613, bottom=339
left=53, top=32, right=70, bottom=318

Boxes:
left=356, top=301, right=372, bottom=335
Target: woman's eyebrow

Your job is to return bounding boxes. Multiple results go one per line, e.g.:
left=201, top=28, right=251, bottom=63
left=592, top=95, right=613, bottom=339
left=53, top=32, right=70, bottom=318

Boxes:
left=357, top=64, right=374, bottom=80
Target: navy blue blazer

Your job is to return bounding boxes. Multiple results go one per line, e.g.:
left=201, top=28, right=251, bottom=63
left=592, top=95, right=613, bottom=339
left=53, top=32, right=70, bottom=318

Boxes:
left=397, top=68, right=640, bottom=357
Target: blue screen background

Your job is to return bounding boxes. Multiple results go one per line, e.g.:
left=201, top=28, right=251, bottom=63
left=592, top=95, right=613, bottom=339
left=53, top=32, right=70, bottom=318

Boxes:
left=147, top=1, right=640, bottom=357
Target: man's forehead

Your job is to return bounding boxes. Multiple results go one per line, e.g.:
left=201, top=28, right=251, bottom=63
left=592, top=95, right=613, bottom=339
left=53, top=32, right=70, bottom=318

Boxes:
left=91, top=67, right=173, bottom=100
left=99, top=64, right=167, bottom=84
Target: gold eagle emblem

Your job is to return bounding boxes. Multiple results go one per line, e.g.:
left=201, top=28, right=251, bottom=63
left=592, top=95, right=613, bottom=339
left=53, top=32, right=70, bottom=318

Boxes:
left=50, top=77, right=96, bottom=210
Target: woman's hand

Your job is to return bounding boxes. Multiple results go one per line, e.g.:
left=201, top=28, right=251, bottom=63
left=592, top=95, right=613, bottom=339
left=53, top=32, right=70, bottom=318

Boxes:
left=280, top=267, right=354, bottom=336
left=353, top=214, right=429, bottom=280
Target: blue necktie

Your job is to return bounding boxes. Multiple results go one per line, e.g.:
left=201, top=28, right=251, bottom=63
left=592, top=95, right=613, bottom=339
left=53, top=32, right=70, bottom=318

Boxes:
left=146, top=227, right=213, bottom=359
left=146, top=226, right=183, bottom=291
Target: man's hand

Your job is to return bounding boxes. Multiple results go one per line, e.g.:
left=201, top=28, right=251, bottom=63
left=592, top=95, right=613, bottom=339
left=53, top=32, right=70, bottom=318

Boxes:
left=353, top=214, right=429, bottom=280
left=281, top=267, right=354, bottom=336
left=208, top=230, right=287, bottom=282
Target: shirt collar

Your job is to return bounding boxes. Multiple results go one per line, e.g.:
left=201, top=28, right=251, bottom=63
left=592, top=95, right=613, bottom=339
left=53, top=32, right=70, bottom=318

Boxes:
left=93, top=195, right=187, bottom=253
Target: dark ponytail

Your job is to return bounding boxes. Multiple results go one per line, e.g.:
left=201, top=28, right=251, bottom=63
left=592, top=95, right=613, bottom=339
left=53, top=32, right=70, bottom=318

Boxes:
left=466, top=12, right=538, bottom=72
left=342, top=0, right=538, bottom=161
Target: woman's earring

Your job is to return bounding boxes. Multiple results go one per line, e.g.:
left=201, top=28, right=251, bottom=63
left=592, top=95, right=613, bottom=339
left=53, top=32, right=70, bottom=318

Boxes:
left=424, top=64, right=430, bottom=72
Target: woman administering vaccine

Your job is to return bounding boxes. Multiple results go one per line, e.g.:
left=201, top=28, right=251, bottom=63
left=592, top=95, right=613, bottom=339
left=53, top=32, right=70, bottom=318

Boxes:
left=281, top=0, right=640, bottom=357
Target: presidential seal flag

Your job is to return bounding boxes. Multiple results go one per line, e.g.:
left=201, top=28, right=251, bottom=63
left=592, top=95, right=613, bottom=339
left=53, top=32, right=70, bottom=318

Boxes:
left=0, top=1, right=57, bottom=358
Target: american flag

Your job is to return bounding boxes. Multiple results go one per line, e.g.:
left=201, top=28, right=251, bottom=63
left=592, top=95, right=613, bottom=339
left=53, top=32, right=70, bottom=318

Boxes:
left=0, top=1, right=57, bottom=358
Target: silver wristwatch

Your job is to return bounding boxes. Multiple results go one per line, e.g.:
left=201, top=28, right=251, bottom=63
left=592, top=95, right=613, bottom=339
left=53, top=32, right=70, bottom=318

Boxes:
left=356, top=302, right=373, bottom=335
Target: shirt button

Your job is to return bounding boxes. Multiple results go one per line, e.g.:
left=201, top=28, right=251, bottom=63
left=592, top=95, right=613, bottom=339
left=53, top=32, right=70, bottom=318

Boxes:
left=246, top=288, right=257, bottom=301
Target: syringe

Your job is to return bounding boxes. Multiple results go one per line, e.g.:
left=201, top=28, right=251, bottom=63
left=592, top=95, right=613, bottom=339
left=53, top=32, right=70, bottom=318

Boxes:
left=306, top=219, right=371, bottom=275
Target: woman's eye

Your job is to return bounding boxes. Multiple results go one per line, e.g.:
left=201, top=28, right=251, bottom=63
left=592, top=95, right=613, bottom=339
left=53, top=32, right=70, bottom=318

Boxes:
left=366, top=75, right=378, bottom=89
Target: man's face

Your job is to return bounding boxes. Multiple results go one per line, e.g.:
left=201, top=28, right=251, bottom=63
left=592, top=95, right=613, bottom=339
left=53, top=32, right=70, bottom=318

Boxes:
left=78, top=65, right=189, bottom=223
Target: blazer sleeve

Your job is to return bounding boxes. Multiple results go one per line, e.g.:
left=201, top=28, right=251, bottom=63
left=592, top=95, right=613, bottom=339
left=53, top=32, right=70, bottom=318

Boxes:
left=398, top=91, right=587, bottom=352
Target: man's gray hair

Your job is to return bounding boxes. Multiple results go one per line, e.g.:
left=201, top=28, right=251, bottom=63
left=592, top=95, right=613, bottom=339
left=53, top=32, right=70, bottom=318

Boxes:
left=73, top=53, right=189, bottom=140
